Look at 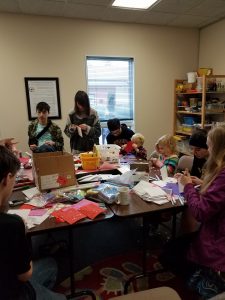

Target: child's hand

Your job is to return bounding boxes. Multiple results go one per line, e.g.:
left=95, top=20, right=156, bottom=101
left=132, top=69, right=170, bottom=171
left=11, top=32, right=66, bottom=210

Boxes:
left=190, top=176, right=203, bottom=186
left=174, top=172, right=182, bottom=180
left=121, top=144, right=127, bottom=150
left=151, top=158, right=163, bottom=168
left=132, top=143, right=138, bottom=150
left=179, top=174, right=192, bottom=186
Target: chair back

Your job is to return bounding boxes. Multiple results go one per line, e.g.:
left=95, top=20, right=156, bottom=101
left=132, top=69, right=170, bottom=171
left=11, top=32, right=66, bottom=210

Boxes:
left=177, top=155, right=194, bottom=172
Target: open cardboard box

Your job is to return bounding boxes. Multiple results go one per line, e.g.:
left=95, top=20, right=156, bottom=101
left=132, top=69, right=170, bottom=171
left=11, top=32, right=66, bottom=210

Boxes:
left=32, top=151, right=77, bottom=191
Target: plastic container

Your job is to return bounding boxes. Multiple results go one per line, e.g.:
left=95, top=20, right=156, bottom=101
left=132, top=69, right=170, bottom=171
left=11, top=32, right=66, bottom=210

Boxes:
left=80, top=152, right=100, bottom=170
left=183, top=117, right=195, bottom=125
left=182, top=124, right=194, bottom=133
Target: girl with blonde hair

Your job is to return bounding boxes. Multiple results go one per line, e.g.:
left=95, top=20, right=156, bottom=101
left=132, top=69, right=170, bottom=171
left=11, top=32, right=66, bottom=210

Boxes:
left=150, top=134, right=178, bottom=175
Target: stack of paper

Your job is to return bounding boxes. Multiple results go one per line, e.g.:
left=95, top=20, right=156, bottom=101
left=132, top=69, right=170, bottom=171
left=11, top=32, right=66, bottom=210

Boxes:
left=132, top=180, right=169, bottom=205
left=78, top=174, right=116, bottom=183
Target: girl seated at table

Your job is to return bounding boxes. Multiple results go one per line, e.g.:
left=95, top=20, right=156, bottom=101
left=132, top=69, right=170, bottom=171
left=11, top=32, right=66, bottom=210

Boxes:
left=150, top=134, right=178, bottom=175
left=160, top=124, right=225, bottom=299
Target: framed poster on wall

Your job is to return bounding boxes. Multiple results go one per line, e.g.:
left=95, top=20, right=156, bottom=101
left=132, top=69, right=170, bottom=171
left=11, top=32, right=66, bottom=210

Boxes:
left=24, top=77, right=61, bottom=120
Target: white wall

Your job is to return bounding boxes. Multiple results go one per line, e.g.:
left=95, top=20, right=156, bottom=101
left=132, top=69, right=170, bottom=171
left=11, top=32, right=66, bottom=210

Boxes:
left=199, top=18, right=225, bottom=74
left=0, top=13, right=199, bottom=155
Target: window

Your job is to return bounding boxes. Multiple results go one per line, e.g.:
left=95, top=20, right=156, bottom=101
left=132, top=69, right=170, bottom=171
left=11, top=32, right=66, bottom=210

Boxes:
left=86, top=57, right=134, bottom=123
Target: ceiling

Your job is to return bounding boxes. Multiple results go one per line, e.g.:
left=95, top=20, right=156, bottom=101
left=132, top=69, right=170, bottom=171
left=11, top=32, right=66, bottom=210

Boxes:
left=0, top=0, right=225, bottom=29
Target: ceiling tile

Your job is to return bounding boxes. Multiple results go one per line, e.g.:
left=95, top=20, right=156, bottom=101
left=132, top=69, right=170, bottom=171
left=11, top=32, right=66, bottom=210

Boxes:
left=138, top=11, right=178, bottom=25
left=62, top=3, right=106, bottom=19
left=67, top=0, right=111, bottom=6
left=0, top=0, right=224, bottom=28
left=169, top=14, right=209, bottom=28
left=0, top=0, right=20, bottom=13
left=150, top=0, right=203, bottom=14
left=188, top=0, right=225, bottom=17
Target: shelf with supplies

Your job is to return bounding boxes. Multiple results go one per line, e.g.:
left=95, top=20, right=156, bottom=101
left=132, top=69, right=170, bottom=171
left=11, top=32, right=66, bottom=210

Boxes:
left=174, top=74, right=225, bottom=143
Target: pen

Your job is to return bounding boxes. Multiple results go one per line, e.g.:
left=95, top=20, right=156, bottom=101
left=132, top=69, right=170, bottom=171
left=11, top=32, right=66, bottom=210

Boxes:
left=194, top=184, right=201, bottom=189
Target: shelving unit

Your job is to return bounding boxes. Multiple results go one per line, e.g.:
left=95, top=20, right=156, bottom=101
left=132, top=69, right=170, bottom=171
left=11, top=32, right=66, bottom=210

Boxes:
left=174, top=74, right=225, bottom=153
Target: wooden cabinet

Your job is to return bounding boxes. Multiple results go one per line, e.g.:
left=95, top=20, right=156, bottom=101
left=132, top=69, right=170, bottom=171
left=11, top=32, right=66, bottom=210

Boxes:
left=174, top=75, right=225, bottom=153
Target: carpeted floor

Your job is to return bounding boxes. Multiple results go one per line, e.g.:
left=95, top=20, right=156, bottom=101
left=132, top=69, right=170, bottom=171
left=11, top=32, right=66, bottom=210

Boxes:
left=56, top=250, right=199, bottom=300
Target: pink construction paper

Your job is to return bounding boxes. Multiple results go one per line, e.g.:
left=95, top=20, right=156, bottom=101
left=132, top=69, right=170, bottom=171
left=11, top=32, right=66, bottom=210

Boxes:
left=29, top=209, right=48, bottom=216
left=72, top=199, right=98, bottom=210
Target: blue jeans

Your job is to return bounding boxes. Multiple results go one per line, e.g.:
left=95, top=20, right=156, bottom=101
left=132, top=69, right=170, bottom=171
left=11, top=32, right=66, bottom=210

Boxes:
left=29, top=257, right=66, bottom=300
left=33, top=144, right=56, bottom=153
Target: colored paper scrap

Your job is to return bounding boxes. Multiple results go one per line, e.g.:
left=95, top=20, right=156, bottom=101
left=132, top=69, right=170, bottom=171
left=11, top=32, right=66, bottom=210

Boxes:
left=78, top=203, right=106, bottom=220
left=59, top=208, right=86, bottom=224
left=124, top=141, right=133, bottom=153
left=29, top=209, right=48, bottom=216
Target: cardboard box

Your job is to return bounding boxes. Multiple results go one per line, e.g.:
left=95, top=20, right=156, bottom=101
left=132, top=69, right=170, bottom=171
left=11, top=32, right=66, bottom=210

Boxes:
left=130, top=162, right=149, bottom=172
left=32, top=151, right=76, bottom=191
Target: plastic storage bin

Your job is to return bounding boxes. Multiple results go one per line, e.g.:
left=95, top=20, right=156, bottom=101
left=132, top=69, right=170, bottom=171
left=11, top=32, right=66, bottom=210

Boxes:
left=80, top=152, right=100, bottom=170
left=183, top=116, right=195, bottom=125
left=182, top=124, right=194, bottom=133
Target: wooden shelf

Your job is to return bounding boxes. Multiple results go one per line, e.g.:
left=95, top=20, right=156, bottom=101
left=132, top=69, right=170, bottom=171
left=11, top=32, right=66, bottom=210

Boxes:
left=206, top=111, right=224, bottom=114
left=206, top=91, right=225, bottom=94
left=176, top=92, right=202, bottom=95
left=175, top=131, right=192, bottom=136
left=174, top=75, right=225, bottom=137
left=176, top=111, right=201, bottom=115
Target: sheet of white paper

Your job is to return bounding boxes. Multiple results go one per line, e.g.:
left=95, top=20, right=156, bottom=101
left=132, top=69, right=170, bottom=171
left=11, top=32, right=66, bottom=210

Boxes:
left=8, top=208, right=50, bottom=228
left=178, top=180, right=184, bottom=193
left=152, top=199, right=170, bottom=205
left=78, top=174, right=100, bottom=182
left=132, top=180, right=167, bottom=198
left=152, top=180, right=167, bottom=187
left=152, top=177, right=177, bottom=188
left=22, top=187, right=40, bottom=199
left=28, top=212, right=50, bottom=225
left=160, top=165, right=168, bottom=180
left=118, top=165, right=130, bottom=174
left=77, top=126, right=83, bottom=137
left=28, top=197, right=46, bottom=207
left=8, top=209, right=30, bottom=219
left=108, top=169, right=136, bottom=185
left=100, top=174, right=117, bottom=180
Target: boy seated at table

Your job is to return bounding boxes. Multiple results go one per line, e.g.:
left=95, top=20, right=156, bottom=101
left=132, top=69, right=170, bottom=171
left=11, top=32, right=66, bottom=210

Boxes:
left=0, top=145, right=66, bottom=300
left=106, top=118, right=134, bottom=147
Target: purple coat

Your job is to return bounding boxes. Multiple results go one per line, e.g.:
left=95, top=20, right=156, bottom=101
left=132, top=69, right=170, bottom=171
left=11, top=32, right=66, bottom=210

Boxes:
left=184, top=168, right=225, bottom=272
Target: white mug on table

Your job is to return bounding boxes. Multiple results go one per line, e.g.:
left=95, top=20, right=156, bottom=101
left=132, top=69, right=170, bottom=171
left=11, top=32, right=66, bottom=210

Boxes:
left=116, top=186, right=130, bottom=206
